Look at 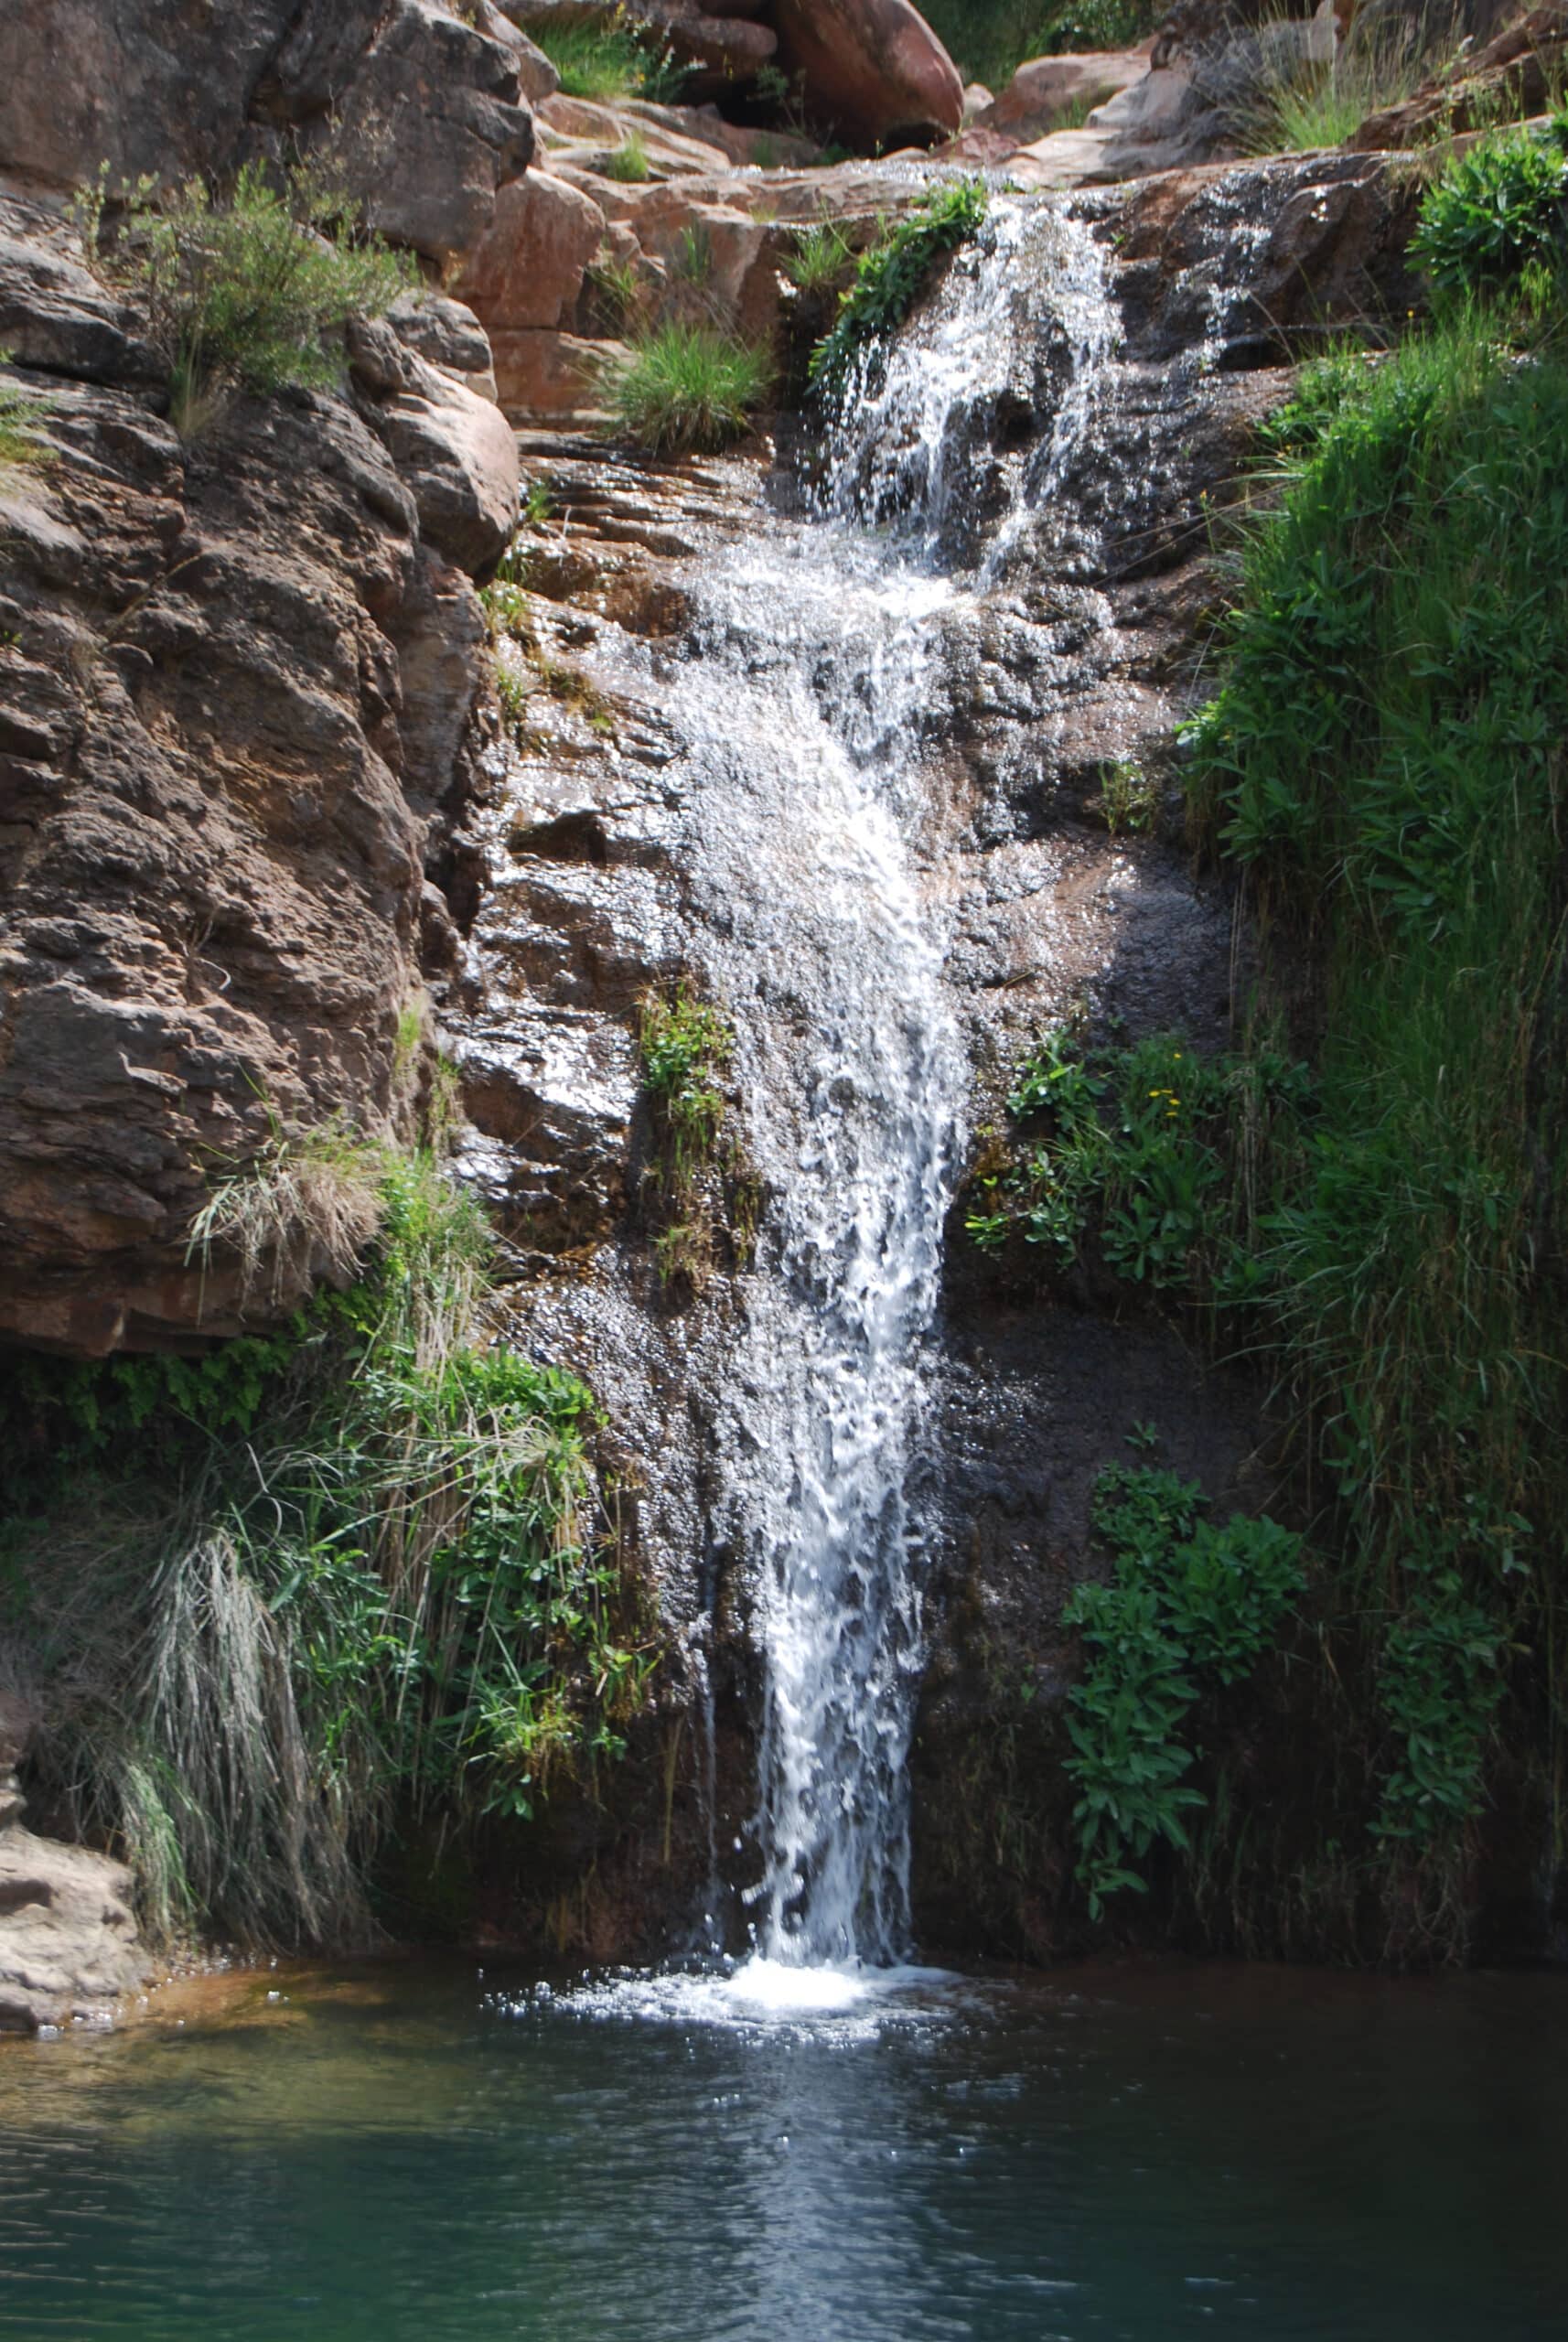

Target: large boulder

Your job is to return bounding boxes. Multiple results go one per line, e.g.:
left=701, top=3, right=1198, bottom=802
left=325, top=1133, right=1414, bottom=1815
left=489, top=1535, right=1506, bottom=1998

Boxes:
left=349, top=317, right=521, bottom=575
left=0, top=1827, right=150, bottom=2032
left=976, top=47, right=1152, bottom=141
left=458, top=168, right=609, bottom=336
left=772, top=0, right=963, bottom=147
left=0, top=0, right=534, bottom=272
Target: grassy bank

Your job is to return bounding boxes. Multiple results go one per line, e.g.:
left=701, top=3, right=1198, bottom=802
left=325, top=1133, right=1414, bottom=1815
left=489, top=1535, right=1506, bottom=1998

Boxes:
left=959, top=131, right=1568, bottom=1957
left=0, top=1150, right=651, bottom=1950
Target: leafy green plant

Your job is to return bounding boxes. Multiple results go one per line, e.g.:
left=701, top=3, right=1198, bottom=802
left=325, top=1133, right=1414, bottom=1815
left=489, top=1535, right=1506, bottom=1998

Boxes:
left=603, top=323, right=773, bottom=455
left=810, top=180, right=987, bottom=408
left=1064, top=1466, right=1305, bottom=1918
left=1409, top=114, right=1568, bottom=296
left=964, top=1026, right=1310, bottom=1292
left=77, top=158, right=415, bottom=435
left=0, top=1154, right=650, bottom=1949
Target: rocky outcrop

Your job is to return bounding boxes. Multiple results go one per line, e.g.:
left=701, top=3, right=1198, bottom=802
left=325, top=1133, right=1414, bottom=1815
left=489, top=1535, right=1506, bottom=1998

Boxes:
left=970, top=47, right=1152, bottom=143
left=0, top=196, right=515, bottom=1353
left=0, top=0, right=535, bottom=269
left=0, top=1694, right=148, bottom=2032
left=773, top=0, right=963, bottom=145
left=1350, top=1, right=1568, bottom=149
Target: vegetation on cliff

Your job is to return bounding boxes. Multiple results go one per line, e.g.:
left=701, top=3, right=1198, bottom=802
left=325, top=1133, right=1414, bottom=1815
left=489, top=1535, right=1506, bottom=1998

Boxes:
left=0, top=1147, right=650, bottom=1950
left=809, top=177, right=987, bottom=407
left=919, top=0, right=1163, bottom=83
left=75, top=157, right=416, bottom=435
left=957, top=127, right=1568, bottom=1958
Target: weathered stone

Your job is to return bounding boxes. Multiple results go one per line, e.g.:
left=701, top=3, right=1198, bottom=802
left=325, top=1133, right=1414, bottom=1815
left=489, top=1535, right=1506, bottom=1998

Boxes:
left=458, top=170, right=609, bottom=339
left=489, top=328, right=619, bottom=422
left=0, top=0, right=533, bottom=271
left=772, top=0, right=964, bottom=146
left=387, top=291, right=500, bottom=402
left=0, top=1827, right=150, bottom=2032
left=976, top=46, right=1152, bottom=142
left=0, top=198, right=499, bottom=1354
left=350, top=323, right=521, bottom=575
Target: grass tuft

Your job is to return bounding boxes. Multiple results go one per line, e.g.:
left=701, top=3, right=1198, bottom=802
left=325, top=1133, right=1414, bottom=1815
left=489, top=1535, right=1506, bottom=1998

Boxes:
left=0, top=355, right=53, bottom=475
left=603, top=323, right=773, bottom=456
left=75, top=158, right=416, bottom=437
left=1, top=1154, right=650, bottom=1950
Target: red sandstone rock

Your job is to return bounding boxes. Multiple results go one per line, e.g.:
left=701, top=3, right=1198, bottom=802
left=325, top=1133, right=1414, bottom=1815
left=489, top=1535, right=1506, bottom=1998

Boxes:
left=978, top=47, right=1151, bottom=142
left=772, top=0, right=963, bottom=147
left=459, top=170, right=609, bottom=338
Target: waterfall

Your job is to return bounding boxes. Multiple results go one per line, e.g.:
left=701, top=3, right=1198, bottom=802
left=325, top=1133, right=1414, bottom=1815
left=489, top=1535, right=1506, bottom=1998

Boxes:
left=663, top=200, right=1121, bottom=1982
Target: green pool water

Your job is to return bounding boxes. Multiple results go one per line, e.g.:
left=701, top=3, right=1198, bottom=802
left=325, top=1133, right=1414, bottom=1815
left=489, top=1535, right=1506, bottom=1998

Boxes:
left=3, top=1957, right=1565, bottom=2340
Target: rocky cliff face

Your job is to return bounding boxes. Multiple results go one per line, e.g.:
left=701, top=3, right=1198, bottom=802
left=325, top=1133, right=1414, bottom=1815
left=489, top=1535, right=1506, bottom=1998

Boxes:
left=0, top=10, right=528, bottom=1352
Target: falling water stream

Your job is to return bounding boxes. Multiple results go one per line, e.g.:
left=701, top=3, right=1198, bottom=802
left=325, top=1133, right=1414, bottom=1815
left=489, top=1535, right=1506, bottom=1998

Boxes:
left=661, top=202, right=1121, bottom=1992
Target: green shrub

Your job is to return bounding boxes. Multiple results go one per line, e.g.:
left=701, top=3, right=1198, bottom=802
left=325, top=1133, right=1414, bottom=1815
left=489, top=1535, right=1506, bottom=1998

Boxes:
left=809, top=179, right=987, bottom=407
left=963, top=1026, right=1310, bottom=1292
left=0, top=355, right=52, bottom=473
left=603, top=323, right=773, bottom=454
left=0, top=1154, right=650, bottom=1949
left=1064, top=1466, right=1305, bottom=1917
left=79, top=159, right=415, bottom=435
left=528, top=13, right=686, bottom=102
left=1409, top=115, right=1568, bottom=295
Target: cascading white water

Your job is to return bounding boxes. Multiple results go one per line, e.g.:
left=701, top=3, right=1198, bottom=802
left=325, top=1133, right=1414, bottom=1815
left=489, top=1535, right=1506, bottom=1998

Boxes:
left=663, top=200, right=1122, bottom=1987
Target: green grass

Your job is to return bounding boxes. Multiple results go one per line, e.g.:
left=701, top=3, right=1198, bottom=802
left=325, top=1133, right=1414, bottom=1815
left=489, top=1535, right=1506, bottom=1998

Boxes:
left=77, top=159, right=415, bottom=436
left=529, top=16, right=688, bottom=104
left=918, top=0, right=1162, bottom=87
left=0, top=1152, right=650, bottom=1950
left=603, top=323, right=773, bottom=455
left=1231, top=8, right=1449, bottom=156
left=637, top=983, right=757, bottom=1291
left=0, top=355, right=51, bottom=473
left=600, top=129, right=652, bottom=184
left=809, top=178, right=987, bottom=408
left=785, top=218, right=858, bottom=297
left=1177, top=303, right=1568, bottom=1882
